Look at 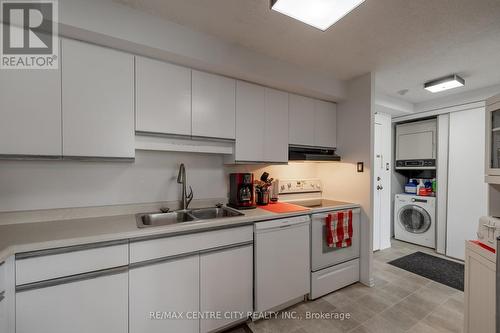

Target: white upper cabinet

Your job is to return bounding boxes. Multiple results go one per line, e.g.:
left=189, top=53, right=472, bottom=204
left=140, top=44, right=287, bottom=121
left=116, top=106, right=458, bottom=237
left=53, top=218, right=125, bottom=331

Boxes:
left=289, top=94, right=315, bottom=146
left=135, top=56, right=192, bottom=136
left=192, top=70, right=236, bottom=139
left=62, top=39, right=135, bottom=158
left=289, top=94, right=337, bottom=148
left=235, top=81, right=266, bottom=162
left=314, top=100, right=337, bottom=148
left=0, top=55, right=61, bottom=157
left=264, top=88, right=289, bottom=162
left=486, top=95, right=500, bottom=178
left=235, top=82, right=289, bottom=163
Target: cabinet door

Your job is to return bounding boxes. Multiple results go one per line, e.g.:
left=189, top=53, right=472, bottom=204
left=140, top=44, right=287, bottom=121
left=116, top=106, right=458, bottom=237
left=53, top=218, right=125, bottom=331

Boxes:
left=235, top=81, right=265, bottom=162
left=464, top=246, right=495, bottom=333
left=0, top=56, right=61, bottom=156
left=136, top=57, right=192, bottom=136
left=446, top=109, right=487, bottom=260
left=16, top=270, right=128, bottom=333
left=289, top=94, right=315, bottom=146
left=486, top=102, right=500, bottom=176
left=192, top=70, right=236, bottom=139
left=200, top=245, right=253, bottom=333
left=130, top=255, right=199, bottom=333
left=62, top=39, right=135, bottom=158
left=0, top=257, right=15, bottom=333
left=314, top=100, right=337, bottom=148
left=264, top=88, right=289, bottom=163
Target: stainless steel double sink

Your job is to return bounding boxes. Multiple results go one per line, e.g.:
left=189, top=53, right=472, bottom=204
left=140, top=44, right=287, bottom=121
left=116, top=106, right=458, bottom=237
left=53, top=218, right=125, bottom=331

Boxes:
left=136, top=206, right=244, bottom=228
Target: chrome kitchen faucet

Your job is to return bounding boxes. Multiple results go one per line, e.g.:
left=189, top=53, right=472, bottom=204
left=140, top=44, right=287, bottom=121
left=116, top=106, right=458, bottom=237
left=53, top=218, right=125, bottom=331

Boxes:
left=177, top=163, right=193, bottom=211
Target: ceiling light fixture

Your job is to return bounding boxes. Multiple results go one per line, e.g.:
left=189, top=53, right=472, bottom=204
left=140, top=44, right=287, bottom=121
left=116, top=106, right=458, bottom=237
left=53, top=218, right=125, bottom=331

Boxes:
left=270, top=0, right=365, bottom=31
left=424, top=74, right=465, bottom=93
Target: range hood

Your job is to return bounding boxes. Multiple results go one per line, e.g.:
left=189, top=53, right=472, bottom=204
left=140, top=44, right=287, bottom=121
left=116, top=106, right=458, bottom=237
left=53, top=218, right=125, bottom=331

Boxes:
left=288, top=146, right=341, bottom=162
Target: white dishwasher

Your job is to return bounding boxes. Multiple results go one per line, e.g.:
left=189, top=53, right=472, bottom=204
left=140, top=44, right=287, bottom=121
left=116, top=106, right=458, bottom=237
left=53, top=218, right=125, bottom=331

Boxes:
left=254, top=215, right=310, bottom=313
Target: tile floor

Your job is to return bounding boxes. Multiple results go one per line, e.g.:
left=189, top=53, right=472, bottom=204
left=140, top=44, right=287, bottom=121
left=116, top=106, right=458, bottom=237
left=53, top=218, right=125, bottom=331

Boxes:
left=231, top=239, right=464, bottom=333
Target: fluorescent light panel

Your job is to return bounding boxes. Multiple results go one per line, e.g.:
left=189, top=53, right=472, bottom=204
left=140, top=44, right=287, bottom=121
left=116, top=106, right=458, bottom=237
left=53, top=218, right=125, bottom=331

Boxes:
left=424, top=74, right=465, bottom=93
left=271, top=0, right=365, bottom=31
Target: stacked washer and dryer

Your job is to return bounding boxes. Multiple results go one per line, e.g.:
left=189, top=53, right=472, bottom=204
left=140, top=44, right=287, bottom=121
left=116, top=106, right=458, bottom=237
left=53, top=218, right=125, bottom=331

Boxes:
left=394, top=119, right=437, bottom=249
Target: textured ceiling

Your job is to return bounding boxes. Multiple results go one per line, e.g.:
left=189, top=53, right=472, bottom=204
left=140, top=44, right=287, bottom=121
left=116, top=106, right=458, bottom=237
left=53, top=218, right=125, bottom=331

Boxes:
left=115, top=0, right=500, bottom=103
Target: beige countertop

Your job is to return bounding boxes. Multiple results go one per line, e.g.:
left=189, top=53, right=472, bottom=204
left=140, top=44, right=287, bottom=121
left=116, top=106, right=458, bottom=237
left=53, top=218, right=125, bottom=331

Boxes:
left=0, top=200, right=359, bottom=262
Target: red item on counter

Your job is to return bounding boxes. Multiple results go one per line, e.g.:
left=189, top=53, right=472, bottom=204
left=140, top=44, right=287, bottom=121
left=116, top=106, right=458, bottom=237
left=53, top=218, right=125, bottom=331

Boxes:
left=258, top=202, right=310, bottom=213
left=470, top=240, right=496, bottom=254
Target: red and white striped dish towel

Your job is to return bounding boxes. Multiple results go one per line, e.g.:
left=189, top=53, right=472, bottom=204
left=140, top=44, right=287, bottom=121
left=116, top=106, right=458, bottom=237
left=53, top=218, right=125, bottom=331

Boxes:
left=325, top=210, right=353, bottom=248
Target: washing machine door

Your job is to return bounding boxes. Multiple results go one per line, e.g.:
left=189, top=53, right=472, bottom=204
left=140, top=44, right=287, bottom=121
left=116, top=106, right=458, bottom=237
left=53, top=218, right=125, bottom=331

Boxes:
left=398, top=205, right=432, bottom=234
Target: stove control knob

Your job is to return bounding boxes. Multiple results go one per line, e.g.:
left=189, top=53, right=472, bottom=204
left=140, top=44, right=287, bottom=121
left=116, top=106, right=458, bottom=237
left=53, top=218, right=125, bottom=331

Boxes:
left=287, top=183, right=292, bottom=189
left=280, top=185, right=285, bottom=191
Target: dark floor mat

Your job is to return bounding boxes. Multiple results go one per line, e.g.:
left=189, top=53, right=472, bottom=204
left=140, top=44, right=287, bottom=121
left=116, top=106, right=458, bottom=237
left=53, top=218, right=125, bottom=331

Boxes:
left=388, top=251, right=464, bottom=291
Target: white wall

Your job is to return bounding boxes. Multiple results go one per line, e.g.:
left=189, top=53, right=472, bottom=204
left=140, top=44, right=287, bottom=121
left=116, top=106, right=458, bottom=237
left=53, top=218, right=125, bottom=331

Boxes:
left=0, top=150, right=227, bottom=212
left=317, top=73, right=374, bottom=286
left=0, top=150, right=324, bottom=213
left=57, top=0, right=345, bottom=102
left=227, top=163, right=318, bottom=182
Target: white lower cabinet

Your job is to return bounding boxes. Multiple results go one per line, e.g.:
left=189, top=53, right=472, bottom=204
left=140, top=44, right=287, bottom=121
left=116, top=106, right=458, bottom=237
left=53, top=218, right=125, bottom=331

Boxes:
left=200, top=245, right=253, bottom=333
left=129, top=255, right=200, bottom=333
left=16, top=268, right=128, bottom=333
left=464, top=241, right=495, bottom=333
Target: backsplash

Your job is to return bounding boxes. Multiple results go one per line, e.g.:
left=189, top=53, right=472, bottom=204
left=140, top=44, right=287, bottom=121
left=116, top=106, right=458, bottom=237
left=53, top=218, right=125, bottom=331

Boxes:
left=0, top=151, right=333, bottom=214
left=226, top=162, right=319, bottom=183
left=0, top=150, right=227, bottom=212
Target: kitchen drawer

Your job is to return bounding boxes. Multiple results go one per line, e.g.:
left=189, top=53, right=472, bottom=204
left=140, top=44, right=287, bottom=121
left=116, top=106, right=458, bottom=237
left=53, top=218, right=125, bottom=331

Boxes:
left=16, top=240, right=128, bottom=285
left=130, top=226, right=253, bottom=264
left=310, top=258, right=359, bottom=300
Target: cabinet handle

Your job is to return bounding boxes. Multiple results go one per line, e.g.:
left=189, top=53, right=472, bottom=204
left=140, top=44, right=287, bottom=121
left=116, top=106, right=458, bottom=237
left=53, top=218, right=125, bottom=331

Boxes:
left=130, top=241, right=254, bottom=269
left=16, top=265, right=128, bottom=293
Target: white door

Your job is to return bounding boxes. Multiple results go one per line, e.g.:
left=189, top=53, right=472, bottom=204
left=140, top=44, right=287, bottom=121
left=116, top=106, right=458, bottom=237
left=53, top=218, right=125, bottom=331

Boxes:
left=129, top=255, right=199, bottom=333
left=135, top=56, right=192, bottom=136
left=0, top=48, right=61, bottom=156
left=314, top=100, right=337, bottom=148
left=373, top=113, right=392, bottom=251
left=192, top=70, right=236, bottom=139
left=235, top=81, right=265, bottom=162
left=200, top=245, right=253, bottom=333
left=16, top=269, right=128, bottom=333
left=264, top=88, right=289, bottom=163
left=446, top=108, right=488, bottom=260
left=62, top=39, right=135, bottom=158
left=289, top=94, right=315, bottom=146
